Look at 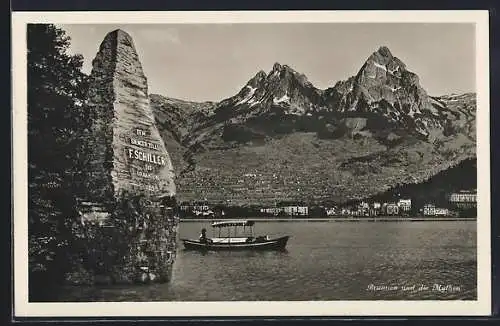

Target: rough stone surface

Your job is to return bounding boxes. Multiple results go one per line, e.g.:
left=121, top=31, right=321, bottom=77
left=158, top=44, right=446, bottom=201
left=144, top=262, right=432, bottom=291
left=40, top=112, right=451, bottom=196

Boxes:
left=71, top=29, right=178, bottom=285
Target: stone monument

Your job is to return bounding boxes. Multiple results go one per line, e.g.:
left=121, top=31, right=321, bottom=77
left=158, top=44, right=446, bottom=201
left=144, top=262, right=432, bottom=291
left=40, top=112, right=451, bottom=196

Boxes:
left=70, top=29, right=178, bottom=284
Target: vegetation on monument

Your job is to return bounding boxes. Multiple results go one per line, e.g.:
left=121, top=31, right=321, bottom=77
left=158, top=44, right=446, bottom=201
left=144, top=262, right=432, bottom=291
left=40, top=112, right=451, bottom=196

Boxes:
left=67, top=192, right=174, bottom=285
left=27, top=24, right=89, bottom=300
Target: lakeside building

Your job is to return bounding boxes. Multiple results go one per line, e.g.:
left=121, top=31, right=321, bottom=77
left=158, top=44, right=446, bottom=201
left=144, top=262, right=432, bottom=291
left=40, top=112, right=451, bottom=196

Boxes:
left=326, top=207, right=338, bottom=216
left=179, top=201, right=211, bottom=212
left=179, top=202, right=191, bottom=211
left=348, top=201, right=369, bottom=217
left=421, top=204, right=457, bottom=217
left=193, top=203, right=211, bottom=212
left=366, top=202, right=382, bottom=216
left=397, top=199, right=412, bottom=212
left=422, top=204, right=436, bottom=216
left=341, top=207, right=352, bottom=216
left=359, top=202, right=369, bottom=210
left=282, top=205, right=309, bottom=216
left=260, top=205, right=309, bottom=217
left=179, top=201, right=215, bottom=218
left=434, top=207, right=450, bottom=216
left=384, top=202, right=399, bottom=215
left=449, top=189, right=477, bottom=209
left=260, top=207, right=283, bottom=216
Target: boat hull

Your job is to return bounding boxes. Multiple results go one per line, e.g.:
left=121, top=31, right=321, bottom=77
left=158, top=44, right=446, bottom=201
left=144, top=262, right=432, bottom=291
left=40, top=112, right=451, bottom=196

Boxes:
left=181, top=236, right=289, bottom=251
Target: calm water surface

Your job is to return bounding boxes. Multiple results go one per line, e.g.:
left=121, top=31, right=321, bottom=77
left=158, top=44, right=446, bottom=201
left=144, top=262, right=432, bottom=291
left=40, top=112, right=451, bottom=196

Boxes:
left=58, top=221, right=476, bottom=301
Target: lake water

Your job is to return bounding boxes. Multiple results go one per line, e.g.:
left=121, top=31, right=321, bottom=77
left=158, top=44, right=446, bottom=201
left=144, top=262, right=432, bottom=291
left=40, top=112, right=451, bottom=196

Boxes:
left=57, top=221, right=476, bottom=301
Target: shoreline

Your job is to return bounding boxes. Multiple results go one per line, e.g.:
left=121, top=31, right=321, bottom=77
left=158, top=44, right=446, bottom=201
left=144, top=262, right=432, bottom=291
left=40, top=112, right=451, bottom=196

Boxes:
left=180, top=217, right=477, bottom=222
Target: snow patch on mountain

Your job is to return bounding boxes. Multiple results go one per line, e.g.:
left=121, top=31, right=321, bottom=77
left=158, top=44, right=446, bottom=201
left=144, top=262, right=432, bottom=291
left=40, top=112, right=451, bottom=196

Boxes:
left=388, top=66, right=400, bottom=75
left=236, top=86, right=257, bottom=105
left=387, top=85, right=401, bottom=92
left=408, top=106, right=422, bottom=118
left=373, top=61, right=387, bottom=71
left=430, top=97, right=444, bottom=106
left=273, top=93, right=290, bottom=104
left=247, top=97, right=262, bottom=107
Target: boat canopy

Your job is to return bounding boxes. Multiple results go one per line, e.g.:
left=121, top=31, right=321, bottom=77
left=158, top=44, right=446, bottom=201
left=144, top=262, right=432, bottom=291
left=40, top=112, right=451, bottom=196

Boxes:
left=211, top=220, right=255, bottom=228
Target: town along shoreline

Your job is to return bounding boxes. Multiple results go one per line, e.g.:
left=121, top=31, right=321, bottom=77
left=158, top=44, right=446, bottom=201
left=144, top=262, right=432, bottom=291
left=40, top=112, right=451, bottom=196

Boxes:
left=180, top=217, right=477, bottom=222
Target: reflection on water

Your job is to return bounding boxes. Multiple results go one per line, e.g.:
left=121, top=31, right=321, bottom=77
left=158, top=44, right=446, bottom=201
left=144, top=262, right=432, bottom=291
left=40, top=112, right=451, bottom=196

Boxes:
left=55, top=221, right=477, bottom=301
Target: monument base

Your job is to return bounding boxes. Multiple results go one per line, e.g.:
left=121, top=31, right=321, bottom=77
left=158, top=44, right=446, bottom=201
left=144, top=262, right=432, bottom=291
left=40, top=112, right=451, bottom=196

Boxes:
left=65, top=194, right=178, bottom=286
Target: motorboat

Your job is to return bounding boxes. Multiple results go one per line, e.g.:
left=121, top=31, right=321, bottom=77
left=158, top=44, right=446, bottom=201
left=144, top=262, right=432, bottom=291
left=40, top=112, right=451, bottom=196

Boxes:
left=181, top=220, right=289, bottom=251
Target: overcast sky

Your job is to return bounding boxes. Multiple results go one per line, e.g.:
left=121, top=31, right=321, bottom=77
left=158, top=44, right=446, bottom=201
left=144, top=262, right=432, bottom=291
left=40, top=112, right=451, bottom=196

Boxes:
left=59, top=23, right=475, bottom=102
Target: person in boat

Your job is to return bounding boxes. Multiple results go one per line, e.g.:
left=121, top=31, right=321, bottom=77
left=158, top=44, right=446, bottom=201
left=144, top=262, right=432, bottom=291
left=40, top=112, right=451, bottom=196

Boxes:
left=199, top=228, right=208, bottom=243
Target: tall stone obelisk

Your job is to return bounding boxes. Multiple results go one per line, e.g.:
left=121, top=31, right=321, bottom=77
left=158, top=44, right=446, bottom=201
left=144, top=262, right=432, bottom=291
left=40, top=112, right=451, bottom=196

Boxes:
left=71, top=29, right=178, bottom=284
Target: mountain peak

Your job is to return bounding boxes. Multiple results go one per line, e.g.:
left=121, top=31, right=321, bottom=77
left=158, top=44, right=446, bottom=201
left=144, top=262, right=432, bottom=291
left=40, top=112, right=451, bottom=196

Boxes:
left=251, top=69, right=267, bottom=80
left=376, top=46, right=393, bottom=58
left=327, top=45, right=441, bottom=138
left=270, top=62, right=296, bottom=74
left=246, top=69, right=267, bottom=88
left=366, top=46, right=396, bottom=67
left=272, top=62, right=283, bottom=71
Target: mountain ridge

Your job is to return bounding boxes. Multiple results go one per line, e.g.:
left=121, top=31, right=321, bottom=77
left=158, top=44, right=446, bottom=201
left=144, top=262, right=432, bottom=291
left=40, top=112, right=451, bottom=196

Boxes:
left=150, top=45, right=476, bottom=205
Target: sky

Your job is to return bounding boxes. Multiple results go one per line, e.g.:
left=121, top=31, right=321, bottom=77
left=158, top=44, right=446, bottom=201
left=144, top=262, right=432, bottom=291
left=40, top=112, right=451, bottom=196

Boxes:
left=59, top=23, right=476, bottom=102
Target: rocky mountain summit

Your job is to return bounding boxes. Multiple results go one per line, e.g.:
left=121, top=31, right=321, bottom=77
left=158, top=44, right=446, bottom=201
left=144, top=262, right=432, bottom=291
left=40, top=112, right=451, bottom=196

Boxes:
left=150, top=46, right=476, bottom=205
left=219, top=62, right=324, bottom=116
left=324, top=46, right=446, bottom=140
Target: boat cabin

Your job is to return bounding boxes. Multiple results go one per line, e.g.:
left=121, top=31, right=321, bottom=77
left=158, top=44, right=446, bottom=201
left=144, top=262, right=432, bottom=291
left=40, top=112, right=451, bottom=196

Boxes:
left=208, top=220, right=269, bottom=244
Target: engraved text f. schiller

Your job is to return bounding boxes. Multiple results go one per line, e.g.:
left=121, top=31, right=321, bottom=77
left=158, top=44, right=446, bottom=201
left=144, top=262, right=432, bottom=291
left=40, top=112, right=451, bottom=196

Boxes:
left=127, top=148, right=167, bottom=166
